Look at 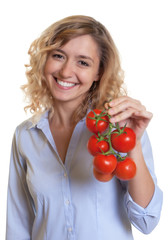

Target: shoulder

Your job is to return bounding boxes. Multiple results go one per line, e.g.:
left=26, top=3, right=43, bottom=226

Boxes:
left=15, top=117, right=35, bottom=137
left=14, top=112, right=48, bottom=141
left=15, top=111, right=48, bottom=133
left=16, top=118, right=34, bottom=131
left=12, top=112, right=49, bottom=156
left=12, top=118, right=35, bottom=152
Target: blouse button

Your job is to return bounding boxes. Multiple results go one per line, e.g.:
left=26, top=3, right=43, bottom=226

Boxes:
left=65, top=199, right=70, bottom=205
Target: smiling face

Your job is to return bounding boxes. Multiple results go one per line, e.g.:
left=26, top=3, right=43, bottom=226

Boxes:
left=44, top=35, right=100, bottom=108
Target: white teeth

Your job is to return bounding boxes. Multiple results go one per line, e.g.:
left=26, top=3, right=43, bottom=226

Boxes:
left=57, top=79, right=75, bottom=87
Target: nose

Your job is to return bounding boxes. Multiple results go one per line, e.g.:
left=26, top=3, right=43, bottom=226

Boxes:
left=59, top=60, right=74, bottom=79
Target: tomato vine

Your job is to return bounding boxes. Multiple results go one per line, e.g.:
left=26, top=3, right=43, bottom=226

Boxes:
left=86, top=109, right=137, bottom=182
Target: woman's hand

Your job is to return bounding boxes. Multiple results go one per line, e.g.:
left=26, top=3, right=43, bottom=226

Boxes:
left=105, top=96, right=155, bottom=208
left=105, top=96, right=153, bottom=141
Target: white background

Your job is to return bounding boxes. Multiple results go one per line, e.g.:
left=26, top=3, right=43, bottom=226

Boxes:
left=0, top=0, right=167, bottom=239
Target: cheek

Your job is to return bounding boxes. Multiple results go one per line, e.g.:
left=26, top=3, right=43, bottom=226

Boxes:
left=79, top=71, right=97, bottom=85
left=44, top=60, right=52, bottom=73
left=44, top=58, right=59, bottom=75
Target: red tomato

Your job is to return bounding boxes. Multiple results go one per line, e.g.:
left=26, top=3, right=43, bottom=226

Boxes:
left=111, top=127, right=136, bottom=153
left=93, top=154, right=117, bottom=174
left=93, top=168, right=115, bottom=182
left=115, top=157, right=136, bottom=180
left=86, top=109, right=109, bottom=134
left=87, top=135, right=110, bottom=156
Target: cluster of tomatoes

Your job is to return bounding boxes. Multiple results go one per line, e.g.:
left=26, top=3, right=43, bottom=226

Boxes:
left=86, top=109, right=137, bottom=182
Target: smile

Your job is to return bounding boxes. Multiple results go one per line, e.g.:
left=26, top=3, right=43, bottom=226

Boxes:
left=57, top=79, right=76, bottom=87
left=54, top=77, right=77, bottom=88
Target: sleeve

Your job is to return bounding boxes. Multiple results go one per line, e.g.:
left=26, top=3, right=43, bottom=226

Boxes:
left=123, top=131, right=163, bottom=234
left=6, top=128, right=35, bottom=240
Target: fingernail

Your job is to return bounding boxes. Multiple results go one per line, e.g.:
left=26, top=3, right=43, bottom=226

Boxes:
left=109, top=101, right=114, bottom=107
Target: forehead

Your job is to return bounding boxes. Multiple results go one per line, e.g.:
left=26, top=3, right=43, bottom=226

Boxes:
left=59, top=34, right=100, bottom=57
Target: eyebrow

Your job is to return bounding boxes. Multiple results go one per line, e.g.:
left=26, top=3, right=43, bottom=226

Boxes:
left=78, top=55, right=94, bottom=63
left=53, top=49, right=94, bottom=63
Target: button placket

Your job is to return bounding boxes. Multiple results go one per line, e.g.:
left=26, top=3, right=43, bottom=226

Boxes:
left=62, top=170, right=75, bottom=239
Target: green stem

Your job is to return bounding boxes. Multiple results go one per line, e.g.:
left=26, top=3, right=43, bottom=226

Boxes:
left=91, top=108, right=127, bottom=162
left=101, top=117, right=125, bottom=161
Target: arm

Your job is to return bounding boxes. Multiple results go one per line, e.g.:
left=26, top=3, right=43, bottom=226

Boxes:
left=106, top=96, right=163, bottom=233
left=127, top=140, right=154, bottom=208
left=6, top=128, right=34, bottom=240
left=124, top=131, right=163, bottom=234
left=106, top=96, right=155, bottom=206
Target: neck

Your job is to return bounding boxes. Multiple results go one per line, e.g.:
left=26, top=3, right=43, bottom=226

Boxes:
left=49, top=100, right=79, bottom=128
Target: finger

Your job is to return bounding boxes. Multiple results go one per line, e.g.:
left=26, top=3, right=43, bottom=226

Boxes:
left=109, top=108, right=135, bottom=123
left=108, top=96, right=139, bottom=108
left=104, top=99, right=113, bottom=110
left=109, top=108, right=152, bottom=124
left=108, top=100, right=145, bottom=117
left=133, top=110, right=153, bottom=129
left=104, top=97, right=134, bottom=110
left=104, top=102, right=109, bottom=110
left=133, top=110, right=153, bottom=120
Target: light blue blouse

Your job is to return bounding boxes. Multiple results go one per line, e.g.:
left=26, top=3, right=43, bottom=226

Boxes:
left=6, top=111, right=163, bottom=240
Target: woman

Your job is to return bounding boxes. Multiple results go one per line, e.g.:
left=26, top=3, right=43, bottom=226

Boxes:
left=6, top=15, right=163, bottom=240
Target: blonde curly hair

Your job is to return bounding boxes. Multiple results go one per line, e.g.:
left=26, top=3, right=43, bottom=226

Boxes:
left=22, top=15, right=126, bottom=122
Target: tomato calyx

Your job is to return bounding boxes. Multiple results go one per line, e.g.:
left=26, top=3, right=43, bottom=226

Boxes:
left=88, top=110, right=109, bottom=127
left=112, top=122, right=127, bottom=136
left=86, top=109, right=109, bottom=134
left=111, top=124, right=136, bottom=153
left=87, top=134, right=110, bottom=156
left=96, top=132, right=108, bottom=142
